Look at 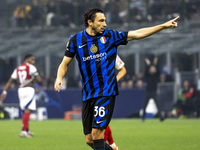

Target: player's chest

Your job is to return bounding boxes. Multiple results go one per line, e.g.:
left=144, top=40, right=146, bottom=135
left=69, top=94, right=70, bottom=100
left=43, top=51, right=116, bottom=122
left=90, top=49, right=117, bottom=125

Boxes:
left=77, top=36, right=112, bottom=55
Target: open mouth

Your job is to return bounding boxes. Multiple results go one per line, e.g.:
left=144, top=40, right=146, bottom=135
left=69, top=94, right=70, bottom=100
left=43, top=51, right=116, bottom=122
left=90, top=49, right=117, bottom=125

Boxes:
left=101, top=28, right=105, bottom=32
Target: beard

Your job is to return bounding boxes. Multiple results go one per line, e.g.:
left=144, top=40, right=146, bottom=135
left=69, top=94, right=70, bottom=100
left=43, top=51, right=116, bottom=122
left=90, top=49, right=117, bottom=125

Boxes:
left=91, top=25, right=103, bottom=35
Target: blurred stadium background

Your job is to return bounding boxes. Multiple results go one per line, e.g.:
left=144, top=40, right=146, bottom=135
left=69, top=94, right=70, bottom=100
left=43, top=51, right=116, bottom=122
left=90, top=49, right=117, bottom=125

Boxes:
left=0, top=0, right=200, bottom=120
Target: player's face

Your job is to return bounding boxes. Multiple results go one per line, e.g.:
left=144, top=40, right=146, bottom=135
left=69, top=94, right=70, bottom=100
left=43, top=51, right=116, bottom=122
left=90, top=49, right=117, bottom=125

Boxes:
left=91, top=12, right=107, bottom=34
left=28, top=56, right=35, bottom=65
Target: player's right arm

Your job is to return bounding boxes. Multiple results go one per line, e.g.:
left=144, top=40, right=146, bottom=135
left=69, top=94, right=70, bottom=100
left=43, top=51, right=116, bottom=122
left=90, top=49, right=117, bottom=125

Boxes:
left=127, top=16, right=179, bottom=41
left=0, top=77, right=15, bottom=101
left=54, top=56, right=73, bottom=92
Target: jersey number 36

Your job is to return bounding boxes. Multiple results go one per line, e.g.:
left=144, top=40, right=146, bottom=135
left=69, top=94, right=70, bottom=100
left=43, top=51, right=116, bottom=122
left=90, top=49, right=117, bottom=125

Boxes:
left=94, top=106, right=105, bottom=117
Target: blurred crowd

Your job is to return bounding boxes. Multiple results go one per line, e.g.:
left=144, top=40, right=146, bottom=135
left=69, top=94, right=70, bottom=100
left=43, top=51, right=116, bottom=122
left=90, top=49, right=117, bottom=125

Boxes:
left=8, top=0, right=200, bottom=28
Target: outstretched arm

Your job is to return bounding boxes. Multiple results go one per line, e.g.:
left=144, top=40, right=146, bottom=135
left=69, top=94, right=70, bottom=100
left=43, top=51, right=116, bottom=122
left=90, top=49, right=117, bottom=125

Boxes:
left=54, top=56, right=73, bottom=92
left=127, top=16, right=179, bottom=41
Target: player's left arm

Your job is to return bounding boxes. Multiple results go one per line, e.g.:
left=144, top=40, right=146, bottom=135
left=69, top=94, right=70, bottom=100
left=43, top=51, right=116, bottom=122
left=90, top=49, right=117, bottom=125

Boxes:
left=116, top=66, right=127, bottom=82
left=127, top=16, right=179, bottom=41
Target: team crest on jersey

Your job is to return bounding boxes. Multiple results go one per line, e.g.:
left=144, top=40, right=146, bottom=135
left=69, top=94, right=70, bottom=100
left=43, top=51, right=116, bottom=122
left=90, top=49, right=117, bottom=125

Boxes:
left=100, top=36, right=106, bottom=44
left=90, top=44, right=98, bottom=53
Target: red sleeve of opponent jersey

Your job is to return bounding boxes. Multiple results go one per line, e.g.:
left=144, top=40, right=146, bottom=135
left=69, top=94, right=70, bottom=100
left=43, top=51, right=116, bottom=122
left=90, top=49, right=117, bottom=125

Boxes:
left=182, top=88, right=194, bottom=98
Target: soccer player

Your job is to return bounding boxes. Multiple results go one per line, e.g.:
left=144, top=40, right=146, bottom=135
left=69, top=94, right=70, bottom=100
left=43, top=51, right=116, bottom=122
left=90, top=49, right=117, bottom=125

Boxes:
left=54, top=8, right=179, bottom=150
left=104, top=55, right=126, bottom=150
left=0, top=54, right=42, bottom=138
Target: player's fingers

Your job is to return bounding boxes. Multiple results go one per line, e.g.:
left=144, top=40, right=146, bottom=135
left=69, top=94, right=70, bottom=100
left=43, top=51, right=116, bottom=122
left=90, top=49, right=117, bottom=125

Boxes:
left=172, top=16, right=180, bottom=22
left=54, top=82, right=60, bottom=92
left=60, top=81, right=63, bottom=88
left=54, top=85, right=60, bottom=92
left=172, top=22, right=178, bottom=28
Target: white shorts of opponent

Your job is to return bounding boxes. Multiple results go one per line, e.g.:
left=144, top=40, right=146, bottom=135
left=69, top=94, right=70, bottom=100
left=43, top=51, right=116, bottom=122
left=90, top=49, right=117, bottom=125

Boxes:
left=18, top=87, right=36, bottom=111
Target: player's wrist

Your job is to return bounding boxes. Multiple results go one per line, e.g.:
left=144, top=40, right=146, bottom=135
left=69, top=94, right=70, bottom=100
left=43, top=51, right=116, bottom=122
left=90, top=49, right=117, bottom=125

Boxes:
left=3, top=90, right=7, bottom=95
left=56, top=79, right=62, bottom=82
left=161, top=23, right=169, bottom=29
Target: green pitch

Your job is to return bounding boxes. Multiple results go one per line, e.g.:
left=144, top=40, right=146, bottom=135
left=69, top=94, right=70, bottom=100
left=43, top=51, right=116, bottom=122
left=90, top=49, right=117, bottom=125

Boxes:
left=0, top=119, right=200, bottom=150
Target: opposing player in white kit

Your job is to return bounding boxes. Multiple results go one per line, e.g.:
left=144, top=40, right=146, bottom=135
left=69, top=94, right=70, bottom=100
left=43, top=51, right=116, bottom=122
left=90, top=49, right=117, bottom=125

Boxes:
left=0, top=54, right=41, bottom=138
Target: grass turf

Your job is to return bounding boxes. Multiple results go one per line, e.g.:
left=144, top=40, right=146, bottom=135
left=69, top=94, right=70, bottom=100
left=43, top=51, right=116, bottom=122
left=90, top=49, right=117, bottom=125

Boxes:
left=0, top=119, right=200, bottom=150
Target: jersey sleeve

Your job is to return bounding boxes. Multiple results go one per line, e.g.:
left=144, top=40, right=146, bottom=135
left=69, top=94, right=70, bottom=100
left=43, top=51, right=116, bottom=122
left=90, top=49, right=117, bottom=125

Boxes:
left=113, top=30, right=128, bottom=46
left=30, top=65, right=39, bottom=77
left=115, top=55, right=125, bottom=70
left=65, top=35, right=75, bottom=58
left=11, top=69, right=17, bottom=79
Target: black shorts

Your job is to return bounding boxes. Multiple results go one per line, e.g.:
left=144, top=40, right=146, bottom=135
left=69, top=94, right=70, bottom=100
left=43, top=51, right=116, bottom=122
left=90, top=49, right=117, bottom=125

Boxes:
left=82, top=96, right=116, bottom=135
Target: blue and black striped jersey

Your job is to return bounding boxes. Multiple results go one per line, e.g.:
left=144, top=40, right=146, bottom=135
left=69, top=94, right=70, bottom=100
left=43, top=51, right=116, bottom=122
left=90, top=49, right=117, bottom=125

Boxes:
left=65, top=29, right=128, bottom=101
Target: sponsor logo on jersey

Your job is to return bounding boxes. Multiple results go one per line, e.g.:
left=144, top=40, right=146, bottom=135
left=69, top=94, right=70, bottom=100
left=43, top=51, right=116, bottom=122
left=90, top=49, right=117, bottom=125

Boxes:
left=82, top=52, right=107, bottom=62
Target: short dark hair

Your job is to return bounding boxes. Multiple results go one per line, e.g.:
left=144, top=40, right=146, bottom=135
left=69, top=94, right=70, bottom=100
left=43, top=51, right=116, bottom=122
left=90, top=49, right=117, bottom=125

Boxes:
left=84, top=8, right=104, bottom=27
left=24, top=54, right=33, bottom=60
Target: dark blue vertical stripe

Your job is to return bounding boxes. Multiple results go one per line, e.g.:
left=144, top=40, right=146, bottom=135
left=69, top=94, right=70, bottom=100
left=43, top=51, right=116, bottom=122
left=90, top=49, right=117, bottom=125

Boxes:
left=75, top=33, right=90, bottom=100
left=82, top=34, right=95, bottom=100
left=93, top=37, right=104, bottom=97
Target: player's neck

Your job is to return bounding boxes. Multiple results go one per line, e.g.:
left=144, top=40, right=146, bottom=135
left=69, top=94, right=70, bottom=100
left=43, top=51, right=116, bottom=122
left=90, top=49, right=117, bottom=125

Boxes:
left=86, top=28, right=97, bottom=36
